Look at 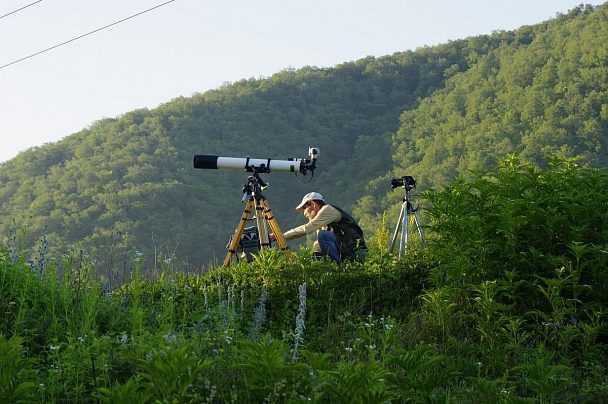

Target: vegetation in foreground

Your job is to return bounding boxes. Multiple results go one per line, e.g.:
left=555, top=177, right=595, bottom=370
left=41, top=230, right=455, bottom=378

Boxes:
left=1, top=156, right=608, bottom=403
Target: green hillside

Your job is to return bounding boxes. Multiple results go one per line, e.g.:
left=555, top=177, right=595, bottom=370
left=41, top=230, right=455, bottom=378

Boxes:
left=355, top=3, right=608, bottom=229
left=1, top=3, right=606, bottom=280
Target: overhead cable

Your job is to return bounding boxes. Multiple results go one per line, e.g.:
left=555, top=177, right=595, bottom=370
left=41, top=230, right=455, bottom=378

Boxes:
left=0, top=0, right=175, bottom=70
left=0, top=1, right=43, bottom=20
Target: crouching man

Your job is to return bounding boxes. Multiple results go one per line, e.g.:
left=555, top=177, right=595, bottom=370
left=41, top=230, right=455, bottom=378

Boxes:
left=270, top=192, right=367, bottom=264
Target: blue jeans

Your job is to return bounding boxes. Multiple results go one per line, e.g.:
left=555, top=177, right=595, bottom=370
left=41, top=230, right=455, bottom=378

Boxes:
left=316, top=230, right=342, bottom=264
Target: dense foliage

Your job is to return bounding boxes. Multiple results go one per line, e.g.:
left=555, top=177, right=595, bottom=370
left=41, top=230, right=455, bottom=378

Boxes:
left=1, top=4, right=607, bottom=279
left=356, top=3, right=608, bottom=232
left=2, top=3, right=607, bottom=402
left=1, top=159, right=607, bottom=402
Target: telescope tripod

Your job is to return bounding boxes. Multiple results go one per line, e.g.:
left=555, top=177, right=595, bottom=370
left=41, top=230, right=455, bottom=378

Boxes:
left=223, top=170, right=291, bottom=267
left=389, top=188, right=425, bottom=258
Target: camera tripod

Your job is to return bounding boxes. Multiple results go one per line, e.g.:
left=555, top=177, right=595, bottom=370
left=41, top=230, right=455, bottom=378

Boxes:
left=389, top=184, right=425, bottom=258
left=223, top=169, right=291, bottom=267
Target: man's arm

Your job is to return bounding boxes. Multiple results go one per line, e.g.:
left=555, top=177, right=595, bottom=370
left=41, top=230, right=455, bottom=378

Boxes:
left=283, top=205, right=342, bottom=240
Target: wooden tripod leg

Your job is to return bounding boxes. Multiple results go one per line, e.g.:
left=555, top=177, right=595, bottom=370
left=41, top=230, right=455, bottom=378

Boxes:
left=223, top=198, right=255, bottom=268
left=254, top=199, right=270, bottom=249
left=260, top=199, right=292, bottom=261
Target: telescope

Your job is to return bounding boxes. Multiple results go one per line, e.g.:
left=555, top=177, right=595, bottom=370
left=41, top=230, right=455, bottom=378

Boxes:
left=193, top=147, right=320, bottom=267
left=193, top=147, right=319, bottom=175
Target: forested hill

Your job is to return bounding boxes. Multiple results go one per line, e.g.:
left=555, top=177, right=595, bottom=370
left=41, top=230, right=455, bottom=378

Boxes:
left=355, top=3, right=608, bottom=232
left=1, top=4, right=606, bottom=278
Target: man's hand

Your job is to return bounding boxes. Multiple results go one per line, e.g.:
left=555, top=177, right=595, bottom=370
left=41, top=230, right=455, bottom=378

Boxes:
left=269, top=233, right=276, bottom=242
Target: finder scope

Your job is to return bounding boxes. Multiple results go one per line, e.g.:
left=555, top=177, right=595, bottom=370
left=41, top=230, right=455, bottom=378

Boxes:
left=193, top=147, right=319, bottom=175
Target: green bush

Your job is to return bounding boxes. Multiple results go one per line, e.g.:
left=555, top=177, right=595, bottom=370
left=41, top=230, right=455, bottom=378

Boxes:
left=2, top=156, right=608, bottom=402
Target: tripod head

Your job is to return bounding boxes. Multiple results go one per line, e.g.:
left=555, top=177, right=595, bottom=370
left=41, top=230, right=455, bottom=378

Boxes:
left=241, top=168, right=268, bottom=202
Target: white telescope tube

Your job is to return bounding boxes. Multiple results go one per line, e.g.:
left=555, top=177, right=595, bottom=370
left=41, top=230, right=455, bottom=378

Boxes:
left=194, top=155, right=309, bottom=173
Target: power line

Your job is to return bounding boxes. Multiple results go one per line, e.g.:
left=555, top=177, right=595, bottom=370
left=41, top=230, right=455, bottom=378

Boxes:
left=0, top=1, right=43, bottom=20
left=0, top=0, right=175, bottom=70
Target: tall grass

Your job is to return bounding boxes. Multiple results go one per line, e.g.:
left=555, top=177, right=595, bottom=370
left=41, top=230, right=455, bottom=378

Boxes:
left=1, top=155, right=608, bottom=402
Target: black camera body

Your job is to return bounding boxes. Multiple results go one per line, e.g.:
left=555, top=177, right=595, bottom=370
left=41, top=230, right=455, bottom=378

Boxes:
left=391, top=176, right=416, bottom=190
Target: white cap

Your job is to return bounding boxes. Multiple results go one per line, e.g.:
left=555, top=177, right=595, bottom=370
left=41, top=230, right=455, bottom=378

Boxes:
left=295, top=192, right=324, bottom=210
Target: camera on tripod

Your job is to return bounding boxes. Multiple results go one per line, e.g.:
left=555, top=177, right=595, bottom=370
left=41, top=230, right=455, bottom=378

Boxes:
left=391, top=175, right=416, bottom=190
left=389, top=175, right=424, bottom=258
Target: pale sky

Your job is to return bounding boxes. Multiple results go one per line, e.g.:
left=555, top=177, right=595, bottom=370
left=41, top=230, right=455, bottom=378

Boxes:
left=0, top=0, right=600, bottom=163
